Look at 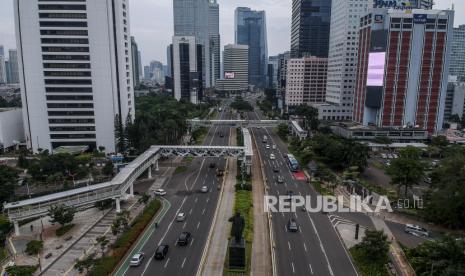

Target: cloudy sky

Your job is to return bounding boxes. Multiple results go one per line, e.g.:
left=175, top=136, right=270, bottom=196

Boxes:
left=0, top=0, right=462, bottom=66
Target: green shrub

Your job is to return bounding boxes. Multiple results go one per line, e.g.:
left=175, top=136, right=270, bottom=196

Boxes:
left=25, top=240, right=43, bottom=255
left=6, top=265, right=37, bottom=276
left=89, top=199, right=161, bottom=275
left=56, top=224, right=75, bottom=237
left=235, top=183, right=252, bottom=191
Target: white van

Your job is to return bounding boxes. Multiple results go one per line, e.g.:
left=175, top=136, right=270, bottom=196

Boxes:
left=404, top=224, right=429, bottom=237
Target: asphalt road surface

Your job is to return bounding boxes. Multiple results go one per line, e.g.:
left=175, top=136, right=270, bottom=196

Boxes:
left=125, top=105, right=232, bottom=276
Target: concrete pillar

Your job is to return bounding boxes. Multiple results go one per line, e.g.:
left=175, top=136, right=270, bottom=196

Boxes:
left=129, top=184, right=134, bottom=197
left=14, top=221, right=20, bottom=236
left=115, top=198, right=121, bottom=213
left=148, top=165, right=152, bottom=179
left=155, top=160, right=159, bottom=171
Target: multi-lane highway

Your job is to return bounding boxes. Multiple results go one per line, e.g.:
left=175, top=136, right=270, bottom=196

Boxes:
left=125, top=105, right=233, bottom=276
left=247, top=106, right=358, bottom=276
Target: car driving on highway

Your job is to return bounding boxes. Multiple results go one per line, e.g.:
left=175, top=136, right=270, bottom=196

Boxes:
left=176, top=212, right=186, bottom=222
left=287, top=218, right=298, bottom=232
left=176, top=231, right=192, bottom=246
left=201, top=186, right=209, bottom=193
left=154, top=245, right=169, bottom=260
left=154, top=189, right=166, bottom=196
left=269, top=153, right=275, bottom=160
left=130, top=252, right=145, bottom=266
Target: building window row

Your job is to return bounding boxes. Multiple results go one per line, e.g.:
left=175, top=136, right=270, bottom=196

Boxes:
left=43, top=63, right=90, bottom=69
left=41, top=38, right=89, bottom=44
left=39, top=21, right=87, bottom=27
left=44, top=71, right=91, bottom=77
left=38, top=5, right=86, bottom=11
left=43, top=54, right=90, bottom=61
left=49, top=118, right=95, bottom=124
left=45, top=86, right=92, bottom=93
left=40, top=29, right=88, bottom=36
left=39, top=13, right=87, bottom=19
left=50, top=126, right=96, bottom=132
left=47, top=102, right=93, bottom=108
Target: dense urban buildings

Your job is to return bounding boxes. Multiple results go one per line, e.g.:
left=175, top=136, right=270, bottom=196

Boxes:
left=353, top=8, right=454, bottom=134
left=290, top=0, right=332, bottom=58
left=209, top=0, right=220, bottom=87
left=171, top=36, right=203, bottom=104
left=216, top=44, right=249, bottom=93
left=450, top=25, right=465, bottom=81
left=444, top=76, right=465, bottom=122
left=285, top=56, right=328, bottom=110
left=14, top=0, right=135, bottom=153
left=173, top=0, right=213, bottom=89
left=235, top=7, right=268, bottom=88
left=321, top=0, right=371, bottom=121
left=131, top=37, right=141, bottom=88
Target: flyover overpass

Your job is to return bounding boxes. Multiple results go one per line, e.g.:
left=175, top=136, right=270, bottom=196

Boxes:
left=4, top=129, right=253, bottom=235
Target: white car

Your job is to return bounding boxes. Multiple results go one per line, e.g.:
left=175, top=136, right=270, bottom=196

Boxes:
left=176, top=213, right=186, bottom=222
left=266, top=144, right=270, bottom=149
left=272, top=144, right=277, bottom=150
left=269, top=154, right=276, bottom=160
left=201, top=186, right=209, bottom=193
left=154, top=189, right=166, bottom=196
left=130, top=252, right=145, bottom=266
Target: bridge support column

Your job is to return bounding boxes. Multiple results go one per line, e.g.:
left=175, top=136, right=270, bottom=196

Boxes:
left=13, top=221, right=20, bottom=236
left=148, top=165, right=152, bottom=179
left=129, top=184, right=134, bottom=197
left=115, top=198, right=121, bottom=213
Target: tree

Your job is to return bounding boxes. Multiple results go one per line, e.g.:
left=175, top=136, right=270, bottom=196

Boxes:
left=114, top=114, right=125, bottom=153
left=95, top=235, right=109, bottom=256
left=102, top=161, right=114, bottom=176
left=17, top=153, right=29, bottom=169
left=406, top=236, right=465, bottom=275
left=138, top=193, right=150, bottom=205
left=25, top=240, right=43, bottom=255
left=6, top=265, right=37, bottom=276
left=295, top=105, right=319, bottom=131
left=430, top=135, right=448, bottom=148
left=111, top=211, right=129, bottom=235
left=423, top=155, right=465, bottom=228
left=387, top=147, right=425, bottom=197
left=48, top=205, right=76, bottom=227
left=74, top=253, right=96, bottom=274
left=0, top=165, right=18, bottom=204
left=0, top=215, right=12, bottom=245
left=344, top=140, right=369, bottom=171
left=351, top=230, right=390, bottom=275
left=277, top=123, right=289, bottom=141
left=98, top=146, right=106, bottom=153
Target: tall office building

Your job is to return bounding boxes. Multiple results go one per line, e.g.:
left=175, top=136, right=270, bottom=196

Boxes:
left=137, top=51, right=143, bottom=81
left=173, top=0, right=211, bottom=88
left=0, top=46, right=4, bottom=57
left=131, top=37, right=140, bottom=88
left=444, top=77, right=465, bottom=122
left=8, top=49, right=20, bottom=84
left=235, top=7, right=268, bottom=88
left=14, top=0, right=135, bottom=153
left=166, top=45, right=173, bottom=77
left=216, top=44, right=249, bottom=93
left=172, top=36, right=203, bottom=104
left=144, top=65, right=151, bottom=81
left=209, top=0, right=220, bottom=87
left=285, top=57, right=328, bottom=111
left=290, top=0, right=331, bottom=58
left=450, top=25, right=465, bottom=81
left=321, top=0, right=371, bottom=121
left=0, top=56, right=6, bottom=84
left=353, top=9, right=454, bottom=134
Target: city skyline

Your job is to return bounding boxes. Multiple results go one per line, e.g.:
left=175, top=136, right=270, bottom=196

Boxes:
left=1, top=0, right=461, bottom=65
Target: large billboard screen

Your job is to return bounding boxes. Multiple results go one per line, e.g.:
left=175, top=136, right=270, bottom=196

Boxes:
left=366, top=52, right=386, bottom=87
left=224, top=72, right=235, bottom=79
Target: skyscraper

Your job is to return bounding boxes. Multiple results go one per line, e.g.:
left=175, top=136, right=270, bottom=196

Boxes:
left=0, top=46, right=4, bottom=57
left=353, top=9, right=454, bottom=134
left=172, top=36, right=203, bottom=104
left=8, top=49, right=20, bottom=84
left=14, top=0, right=135, bottom=153
left=321, top=0, right=371, bottom=121
left=131, top=37, right=140, bottom=88
left=235, top=7, right=268, bottom=88
left=450, top=25, right=465, bottom=82
left=216, top=44, right=249, bottom=93
left=290, top=0, right=331, bottom=58
left=0, top=56, right=6, bottom=84
left=209, top=0, right=220, bottom=87
left=137, top=50, right=143, bottom=81
left=173, top=0, right=211, bottom=88
left=166, top=45, right=173, bottom=77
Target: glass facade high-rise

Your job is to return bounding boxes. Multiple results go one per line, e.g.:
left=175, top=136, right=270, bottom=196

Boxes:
left=450, top=25, right=465, bottom=82
left=209, top=0, right=220, bottom=87
left=290, top=0, right=331, bottom=58
left=235, top=7, right=268, bottom=88
left=8, top=49, right=19, bottom=84
left=131, top=37, right=140, bottom=88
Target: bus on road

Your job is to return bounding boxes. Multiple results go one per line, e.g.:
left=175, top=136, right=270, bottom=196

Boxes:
left=286, top=154, right=300, bottom=172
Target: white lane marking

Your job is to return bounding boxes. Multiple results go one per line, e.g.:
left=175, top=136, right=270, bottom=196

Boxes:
left=291, top=262, right=295, bottom=273
left=158, top=219, right=174, bottom=246
left=294, top=212, right=298, bottom=219
left=288, top=241, right=291, bottom=251
left=284, top=224, right=287, bottom=232
left=281, top=212, right=285, bottom=217
left=309, top=264, right=314, bottom=274
left=304, top=243, right=307, bottom=252
left=189, top=208, right=193, bottom=215
left=299, top=227, right=302, bottom=233
left=197, top=221, right=201, bottom=229
left=195, top=197, right=198, bottom=203
left=206, top=197, right=210, bottom=203
left=181, top=257, right=187, bottom=269
left=284, top=182, right=288, bottom=188
left=190, top=238, right=194, bottom=246
left=202, top=208, right=206, bottom=215
left=182, top=222, right=187, bottom=229
left=164, top=258, right=170, bottom=268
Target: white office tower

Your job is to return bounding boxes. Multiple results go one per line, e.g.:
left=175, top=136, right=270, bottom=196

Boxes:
left=174, top=0, right=211, bottom=88
left=321, top=0, right=371, bottom=121
left=209, top=0, right=220, bottom=87
left=0, top=56, right=6, bottom=84
left=14, top=0, right=135, bottom=153
left=216, top=44, right=249, bottom=93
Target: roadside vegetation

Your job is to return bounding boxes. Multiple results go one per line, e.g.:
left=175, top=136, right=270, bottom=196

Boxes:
left=350, top=230, right=391, bottom=276
left=230, top=96, right=253, bottom=112
left=48, top=204, right=76, bottom=236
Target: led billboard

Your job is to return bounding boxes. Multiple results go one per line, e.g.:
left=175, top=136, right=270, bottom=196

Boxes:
left=366, top=52, right=386, bottom=87
left=224, top=72, right=235, bottom=79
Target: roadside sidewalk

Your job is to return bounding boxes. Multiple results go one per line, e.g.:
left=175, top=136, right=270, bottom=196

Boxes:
left=251, top=134, right=272, bottom=276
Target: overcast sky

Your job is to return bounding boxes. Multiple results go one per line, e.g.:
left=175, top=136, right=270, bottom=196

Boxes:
left=0, top=0, right=462, bottom=66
